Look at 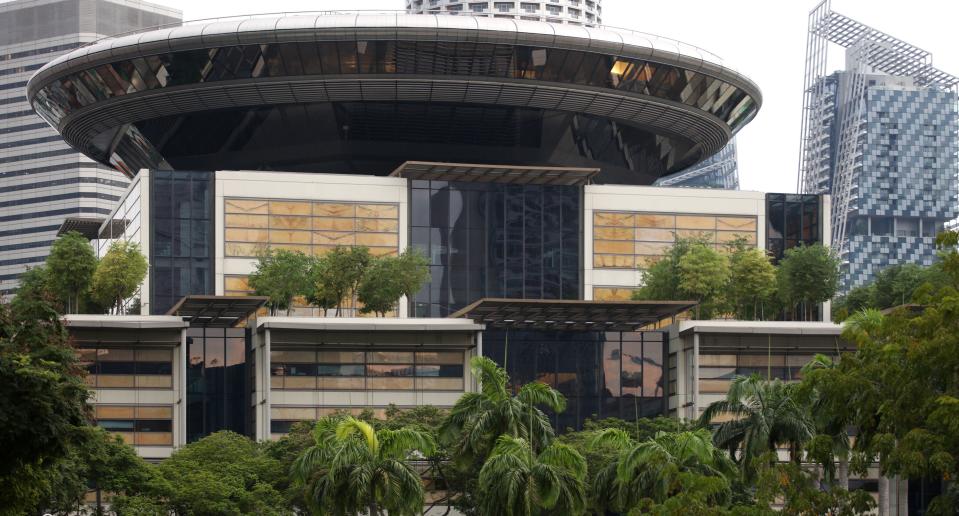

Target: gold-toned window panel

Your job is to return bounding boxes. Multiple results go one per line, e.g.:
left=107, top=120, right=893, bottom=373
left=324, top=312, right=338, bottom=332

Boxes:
left=224, top=198, right=400, bottom=258
left=593, top=210, right=758, bottom=270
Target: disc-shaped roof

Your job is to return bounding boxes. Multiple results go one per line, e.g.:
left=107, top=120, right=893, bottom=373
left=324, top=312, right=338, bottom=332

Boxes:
left=28, top=13, right=761, bottom=184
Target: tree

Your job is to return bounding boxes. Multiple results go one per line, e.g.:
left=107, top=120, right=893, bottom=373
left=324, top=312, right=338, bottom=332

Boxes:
left=633, top=236, right=729, bottom=319
left=90, top=241, right=148, bottom=314
left=292, top=415, right=436, bottom=516
left=589, top=428, right=736, bottom=514
left=776, top=243, right=839, bottom=320
left=753, top=458, right=875, bottom=515
left=357, top=249, right=430, bottom=317
left=305, top=255, right=340, bottom=316
left=699, top=375, right=814, bottom=480
left=115, top=431, right=289, bottom=515
left=727, top=246, right=777, bottom=320
left=0, top=289, right=90, bottom=514
left=678, top=244, right=730, bottom=319
left=477, top=435, right=587, bottom=516
left=248, top=248, right=310, bottom=316
left=312, top=246, right=372, bottom=316
left=46, top=231, right=98, bottom=314
left=440, top=356, right=566, bottom=465
left=832, top=262, right=947, bottom=321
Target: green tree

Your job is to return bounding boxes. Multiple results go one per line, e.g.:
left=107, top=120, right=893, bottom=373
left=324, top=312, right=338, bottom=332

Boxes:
left=633, top=235, right=712, bottom=300
left=357, top=249, right=430, bottom=317
left=727, top=246, right=777, bottom=320
left=292, top=415, right=436, bottom=516
left=45, top=231, right=98, bottom=314
left=116, top=431, right=289, bottom=516
left=678, top=244, right=730, bottom=319
left=314, top=246, right=372, bottom=316
left=589, top=428, right=736, bottom=514
left=248, top=248, right=310, bottom=316
left=440, top=356, right=566, bottom=465
left=477, top=435, right=587, bottom=516
left=357, top=254, right=404, bottom=316
left=776, top=243, right=839, bottom=320
left=90, top=241, right=148, bottom=314
left=305, top=254, right=340, bottom=316
left=753, top=457, right=874, bottom=515
left=0, top=289, right=90, bottom=514
left=699, top=375, right=814, bottom=480
left=39, top=426, right=155, bottom=515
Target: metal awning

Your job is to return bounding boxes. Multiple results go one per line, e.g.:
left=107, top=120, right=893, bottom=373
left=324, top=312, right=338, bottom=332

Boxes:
left=165, top=295, right=268, bottom=327
left=390, top=161, right=599, bottom=186
left=449, top=298, right=696, bottom=331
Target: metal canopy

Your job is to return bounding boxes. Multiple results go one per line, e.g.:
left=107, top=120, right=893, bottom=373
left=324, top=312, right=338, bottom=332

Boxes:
left=57, top=217, right=116, bottom=239
left=449, top=298, right=696, bottom=332
left=390, top=161, right=599, bottom=187
left=165, top=295, right=268, bottom=327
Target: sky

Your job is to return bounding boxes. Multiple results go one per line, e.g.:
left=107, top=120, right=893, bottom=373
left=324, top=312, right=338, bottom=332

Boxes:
left=29, top=0, right=959, bottom=193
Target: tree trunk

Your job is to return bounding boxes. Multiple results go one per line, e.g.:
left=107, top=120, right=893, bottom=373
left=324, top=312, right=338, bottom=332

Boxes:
left=838, top=454, right=849, bottom=490
left=878, top=474, right=890, bottom=516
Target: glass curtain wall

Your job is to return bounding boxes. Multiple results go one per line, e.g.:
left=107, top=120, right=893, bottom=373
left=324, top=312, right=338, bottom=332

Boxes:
left=765, top=193, right=821, bottom=263
left=483, top=330, right=667, bottom=432
left=411, top=181, right=580, bottom=317
left=186, top=327, right=248, bottom=442
left=150, top=170, right=214, bottom=314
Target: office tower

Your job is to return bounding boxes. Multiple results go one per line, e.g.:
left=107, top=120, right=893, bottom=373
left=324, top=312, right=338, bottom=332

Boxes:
left=0, top=0, right=181, bottom=296
left=406, top=0, right=602, bottom=26
left=798, top=0, right=958, bottom=290
left=654, top=139, right=739, bottom=189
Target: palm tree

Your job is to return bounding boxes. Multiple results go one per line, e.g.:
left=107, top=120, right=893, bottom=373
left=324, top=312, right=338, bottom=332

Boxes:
left=291, top=415, right=436, bottom=516
left=477, top=434, right=587, bottom=516
left=801, top=353, right=852, bottom=489
left=589, top=428, right=736, bottom=513
left=699, top=374, right=814, bottom=479
left=440, top=356, right=566, bottom=464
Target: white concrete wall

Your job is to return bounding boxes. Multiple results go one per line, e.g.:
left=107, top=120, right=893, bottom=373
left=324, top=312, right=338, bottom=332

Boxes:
left=584, top=185, right=767, bottom=299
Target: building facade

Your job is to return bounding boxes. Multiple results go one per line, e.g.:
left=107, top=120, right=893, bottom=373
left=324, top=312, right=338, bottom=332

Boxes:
left=406, top=0, right=602, bottom=26
left=654, top=140, right=739, bottom=190
left=798, top=1, right=959, bottom=290
left=0, top=0, right=181, bottom=296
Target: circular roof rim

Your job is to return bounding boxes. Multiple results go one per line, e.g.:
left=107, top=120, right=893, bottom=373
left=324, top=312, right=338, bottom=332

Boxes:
left=27, top=12, right=761, bottom=106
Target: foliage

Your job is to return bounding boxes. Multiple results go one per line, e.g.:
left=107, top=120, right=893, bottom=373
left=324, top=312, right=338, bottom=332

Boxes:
left=316, top=246, right=372, bottom=316
left=699, top=375, right=814, bottom=480
left=357, top=249, right=430, bottom=316
left=832, top=262, right=946, bottom=321
left=633, top=236, right=730, bottom=318
left=90, top=241, right=148, bottom=314
left=477, top=435, right=587, bottom=516
left=114, top=431, right=289, bottom=516
left=291, top=415, right=436, bottom=516
left=678, top=244, right=730, bottom=318
left=589, top=428, right=736, bottom=514
left=440, top=356, right=566, bottom=465
left=753, top=457, right=875, bottom=515
left=248, top=248, right=311, bottom=316
left=798, top=231, right=959, bottom=510
left=776, top=243, right=839, bottom=320
left=46, top=231, right=98, bottom=314
left=42, top=426, right=155, bottom=515
left=727, top=246, right=777, bottom=320
left=0, top=290, right=90, bottom=515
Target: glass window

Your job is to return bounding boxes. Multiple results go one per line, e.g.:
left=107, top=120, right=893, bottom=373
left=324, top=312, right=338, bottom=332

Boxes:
left=367, top=364, right=414, bottom=377
left=415, top=364, right=465, bottom=377
left=369, top=351, right=413, bottom=364
left=98, top=420, right=135, bottom=432
left=317, top=364, right=365, bottom=377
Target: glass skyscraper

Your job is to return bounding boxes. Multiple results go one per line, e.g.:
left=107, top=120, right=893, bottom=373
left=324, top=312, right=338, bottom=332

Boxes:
left=0, top=0, right=180, bottom=296
left=654, top=140, right=739, bottom=190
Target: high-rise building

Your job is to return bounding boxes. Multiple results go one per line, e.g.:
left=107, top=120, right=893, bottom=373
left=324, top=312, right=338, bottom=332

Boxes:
left=406, top=0, right=602, bottom=26
left=0, top=0, right=181, bottom=296
left=654, top=139, right=739, bottom=190
left=798, top=0, right=959, bottom=290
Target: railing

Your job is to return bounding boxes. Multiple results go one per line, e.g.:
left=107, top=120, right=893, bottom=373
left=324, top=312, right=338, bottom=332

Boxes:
left=73, top=9, right=731, bottom=70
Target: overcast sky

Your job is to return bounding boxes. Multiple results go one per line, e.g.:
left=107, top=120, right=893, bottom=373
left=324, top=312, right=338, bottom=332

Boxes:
left=31, top=0, right=959, bottom=193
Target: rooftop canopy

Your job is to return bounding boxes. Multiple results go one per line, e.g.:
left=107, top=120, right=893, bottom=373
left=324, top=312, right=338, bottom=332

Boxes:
left=165, top=295, right=268, bottom=327
left=390, top=161, right=599, bottom=186
left=449, top=298, right=696, bottom=332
